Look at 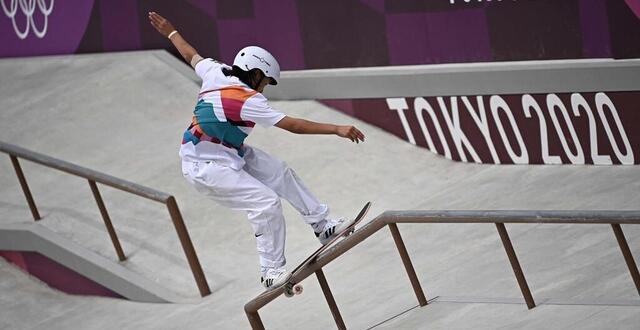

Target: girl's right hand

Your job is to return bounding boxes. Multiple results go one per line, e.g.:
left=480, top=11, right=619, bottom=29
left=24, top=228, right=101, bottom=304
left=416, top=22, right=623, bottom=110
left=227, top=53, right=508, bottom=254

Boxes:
left=148, top=12, right=176, bottom=38
left=336, top=125, right=365, bottom=143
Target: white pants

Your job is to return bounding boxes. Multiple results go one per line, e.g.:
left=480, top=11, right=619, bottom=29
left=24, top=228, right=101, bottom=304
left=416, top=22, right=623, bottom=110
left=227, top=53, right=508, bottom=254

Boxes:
left=181, top=145, right=329, bottom=268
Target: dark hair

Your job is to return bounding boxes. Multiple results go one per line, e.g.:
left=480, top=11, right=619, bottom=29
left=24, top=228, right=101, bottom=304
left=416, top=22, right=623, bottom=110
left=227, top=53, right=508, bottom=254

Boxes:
left=222, top=65, right=262, bottom=90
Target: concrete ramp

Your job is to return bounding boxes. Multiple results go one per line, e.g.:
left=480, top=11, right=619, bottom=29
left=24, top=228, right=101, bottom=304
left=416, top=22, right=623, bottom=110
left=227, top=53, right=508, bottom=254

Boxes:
left=0, top=223, right=185, bottom=303
left=0, top=51, right=639, bottom=329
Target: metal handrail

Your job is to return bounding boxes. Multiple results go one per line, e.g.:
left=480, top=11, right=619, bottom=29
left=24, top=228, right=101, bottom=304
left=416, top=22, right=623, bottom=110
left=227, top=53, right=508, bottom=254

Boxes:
left=0, top=141, right=211, bottom=297
left=245, top=210, right=640, bottom=329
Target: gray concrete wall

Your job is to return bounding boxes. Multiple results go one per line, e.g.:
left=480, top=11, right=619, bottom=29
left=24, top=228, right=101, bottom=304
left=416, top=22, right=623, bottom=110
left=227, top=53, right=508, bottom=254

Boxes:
left=0, top=223, right=184, bottom=303
left=266, top=58, right=640, bottom=100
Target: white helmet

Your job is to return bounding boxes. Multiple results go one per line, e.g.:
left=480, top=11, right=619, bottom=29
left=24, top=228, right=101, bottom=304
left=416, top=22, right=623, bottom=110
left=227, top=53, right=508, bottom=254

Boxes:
left=233, top=46, right=281, bottom=85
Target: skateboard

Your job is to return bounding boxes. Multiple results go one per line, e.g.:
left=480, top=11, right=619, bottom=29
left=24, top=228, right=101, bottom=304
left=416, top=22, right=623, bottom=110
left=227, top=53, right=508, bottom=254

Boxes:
left=282, top=201, right=372, bottom=297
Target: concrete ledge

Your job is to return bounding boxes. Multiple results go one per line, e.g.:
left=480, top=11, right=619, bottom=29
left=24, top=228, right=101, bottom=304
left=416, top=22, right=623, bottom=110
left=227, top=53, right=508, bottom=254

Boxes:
left=0, top=222, right=187, bottom=303
left=149, top=50, right=640, bottom=100
left=266, top=58, right=640, bottom=100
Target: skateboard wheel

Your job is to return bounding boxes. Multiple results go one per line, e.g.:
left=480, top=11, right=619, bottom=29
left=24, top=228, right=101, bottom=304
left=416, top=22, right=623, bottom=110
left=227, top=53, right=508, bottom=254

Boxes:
left=293, top=284, right=303, bottom=295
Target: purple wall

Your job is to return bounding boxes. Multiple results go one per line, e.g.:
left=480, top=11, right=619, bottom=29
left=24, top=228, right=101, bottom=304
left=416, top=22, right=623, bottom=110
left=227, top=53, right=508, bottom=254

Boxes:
left=2, top=0, right=639, bottom=68
left=3, top=0, right=639, bottom=165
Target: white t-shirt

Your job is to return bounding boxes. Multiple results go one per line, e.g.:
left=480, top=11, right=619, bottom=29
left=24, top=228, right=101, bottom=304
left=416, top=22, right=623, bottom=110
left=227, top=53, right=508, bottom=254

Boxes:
left=179, top=59, right=286, bottom=170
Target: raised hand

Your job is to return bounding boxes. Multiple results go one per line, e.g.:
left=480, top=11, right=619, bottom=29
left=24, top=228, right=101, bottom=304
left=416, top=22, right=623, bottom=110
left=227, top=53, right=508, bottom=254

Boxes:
left=148, top=12, right=176, bottom=38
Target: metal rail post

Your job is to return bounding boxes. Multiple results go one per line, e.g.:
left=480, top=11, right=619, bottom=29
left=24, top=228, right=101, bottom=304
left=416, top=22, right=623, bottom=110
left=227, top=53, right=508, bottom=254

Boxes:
left=88, top=180, right=126, bottom=261
left=166, top=196, right=211, bottom=296
left=245, top=309, right=265, bottom=330
left=495, top=223, right=535, bottom=309
left=388, top=223, right=428, bottom=306
left=10, top=155, right=41, bottom=220
left=316, top=268, right=347, bottom=330
left=611, top=224, right=640, bottom=296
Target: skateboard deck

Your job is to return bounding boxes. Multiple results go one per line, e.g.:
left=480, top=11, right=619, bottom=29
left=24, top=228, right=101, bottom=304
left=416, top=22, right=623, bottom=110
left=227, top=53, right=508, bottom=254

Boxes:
left=282, top=201, right=372, bottom=297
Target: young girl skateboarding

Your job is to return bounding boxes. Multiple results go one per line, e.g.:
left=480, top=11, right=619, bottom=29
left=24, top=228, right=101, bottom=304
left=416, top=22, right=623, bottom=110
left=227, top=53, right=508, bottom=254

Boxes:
left=149, top=12, right=365, bottom=290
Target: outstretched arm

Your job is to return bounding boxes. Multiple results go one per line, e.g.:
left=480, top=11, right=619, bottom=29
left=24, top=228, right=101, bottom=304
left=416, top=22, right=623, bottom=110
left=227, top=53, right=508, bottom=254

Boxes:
left=275, top=116, right=365, bottom=143
left=148, top=12, right=201, bottom=66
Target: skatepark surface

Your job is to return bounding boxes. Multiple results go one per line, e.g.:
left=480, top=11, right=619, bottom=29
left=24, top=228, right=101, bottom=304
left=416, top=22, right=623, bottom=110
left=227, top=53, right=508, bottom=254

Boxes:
left=0, top=51, right=639, bottom=329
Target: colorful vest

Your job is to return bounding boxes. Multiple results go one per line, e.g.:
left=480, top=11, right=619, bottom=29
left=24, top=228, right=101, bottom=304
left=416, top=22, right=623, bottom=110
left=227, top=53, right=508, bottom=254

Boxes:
left=182, top=86, right=257, bottom=157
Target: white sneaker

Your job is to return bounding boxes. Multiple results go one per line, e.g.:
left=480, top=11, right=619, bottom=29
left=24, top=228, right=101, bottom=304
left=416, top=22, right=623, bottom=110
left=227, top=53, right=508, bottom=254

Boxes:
left=261, top=267, right=292, bottom=290
left=315, top=217, right=355, bottom=245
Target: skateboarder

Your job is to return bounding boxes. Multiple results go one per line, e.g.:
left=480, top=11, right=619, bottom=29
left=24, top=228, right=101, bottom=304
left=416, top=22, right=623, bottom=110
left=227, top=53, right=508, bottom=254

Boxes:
left=149, top=12, right=365, bottom=290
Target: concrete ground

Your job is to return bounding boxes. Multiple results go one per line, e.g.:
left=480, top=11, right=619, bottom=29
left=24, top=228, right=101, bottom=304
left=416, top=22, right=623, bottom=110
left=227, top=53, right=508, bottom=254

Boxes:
left=0, top=51, right=639, bottom=329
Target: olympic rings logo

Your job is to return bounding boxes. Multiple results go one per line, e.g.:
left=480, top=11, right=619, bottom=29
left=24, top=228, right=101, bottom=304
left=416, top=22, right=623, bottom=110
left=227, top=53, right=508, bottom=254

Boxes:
left=1, top=0, right=54, bottom=39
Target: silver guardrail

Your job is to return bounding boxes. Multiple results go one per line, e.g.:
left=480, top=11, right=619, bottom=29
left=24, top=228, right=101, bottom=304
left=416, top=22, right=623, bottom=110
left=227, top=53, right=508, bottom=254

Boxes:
left=245, top=210, right=640, bottom=329
left=0, top=141, right=211, bottom=297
